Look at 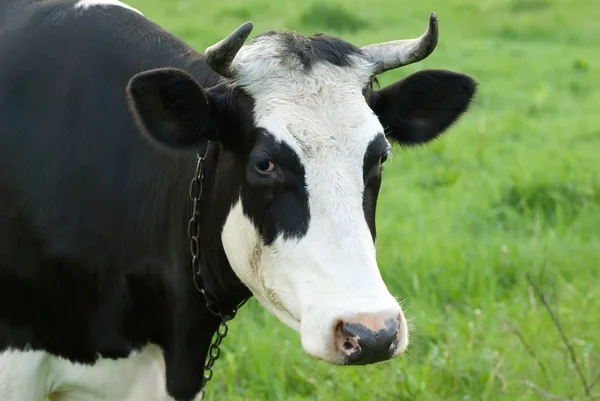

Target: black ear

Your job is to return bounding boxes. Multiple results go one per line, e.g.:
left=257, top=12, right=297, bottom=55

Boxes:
left=369, top=69, right=477, bottom=146
left=126, top=67, right=218, bottom=150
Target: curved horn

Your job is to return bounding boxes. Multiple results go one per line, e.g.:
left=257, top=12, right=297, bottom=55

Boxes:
left=361, top=12, right=439, bottom=74
left=205, top=22, right=254, bottom=78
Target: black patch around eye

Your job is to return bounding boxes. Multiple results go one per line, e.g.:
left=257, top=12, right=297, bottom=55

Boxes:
left=362, top=134, right=388, bottom=241
left=363, top=134, right=389, bottom=178
left=241, top=129, right=310, bottom=245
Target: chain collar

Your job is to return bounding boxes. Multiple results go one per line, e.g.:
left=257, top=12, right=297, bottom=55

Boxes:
left=187, top=141, right=250, bottom=399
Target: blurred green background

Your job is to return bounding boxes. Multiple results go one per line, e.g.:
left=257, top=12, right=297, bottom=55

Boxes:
left=128, top=0, right=599, bottom=400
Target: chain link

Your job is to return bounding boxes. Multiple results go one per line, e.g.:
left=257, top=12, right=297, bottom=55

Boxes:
left=188, top=141, right=249, bottom=400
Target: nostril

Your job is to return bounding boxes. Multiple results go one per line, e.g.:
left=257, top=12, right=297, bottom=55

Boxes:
left=335, top=321, right=361, bottom=357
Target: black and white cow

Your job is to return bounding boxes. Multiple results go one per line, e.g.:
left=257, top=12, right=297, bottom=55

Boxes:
left=0, top=0, right=477, bottom=400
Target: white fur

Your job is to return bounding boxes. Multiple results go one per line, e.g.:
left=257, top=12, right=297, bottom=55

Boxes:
left=0, top=345, right=200, bottom=401
left=74, top=0, right=143, bottom=15
left=221, top=35, right=408, bottom=363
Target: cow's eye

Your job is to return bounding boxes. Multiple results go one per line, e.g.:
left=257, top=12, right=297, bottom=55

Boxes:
left=255, top=159, right=275, bottom=173
left=379, top=153, right=389, bottom=165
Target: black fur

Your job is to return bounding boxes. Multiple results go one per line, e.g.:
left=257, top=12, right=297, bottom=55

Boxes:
left=127, top=68, right=218, bottom=149
left=362, top=134, right=390, bottom=241
left=0, top=1, right=247, bottom=400
left=241, top=129, right=310, bottom=245
left=255, top=30, right=363, bottom=71
left=368, top=69, right=478, bottom=146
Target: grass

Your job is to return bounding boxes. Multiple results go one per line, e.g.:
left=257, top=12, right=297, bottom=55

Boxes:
left=127, top=0, right=600, bottom=399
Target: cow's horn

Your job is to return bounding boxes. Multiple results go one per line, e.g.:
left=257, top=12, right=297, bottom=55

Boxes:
left=361, top=12, right=439, bottom=74
left=205, top=22, right=254, bottom=78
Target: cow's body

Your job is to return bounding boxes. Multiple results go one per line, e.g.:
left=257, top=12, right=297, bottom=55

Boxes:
left=0, top=1, right=245, bottom=400
left=0, top=1, right=477, bottom=400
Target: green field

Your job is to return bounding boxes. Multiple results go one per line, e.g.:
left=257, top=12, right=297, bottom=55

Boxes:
left=128, top=0, right=600, bottom=399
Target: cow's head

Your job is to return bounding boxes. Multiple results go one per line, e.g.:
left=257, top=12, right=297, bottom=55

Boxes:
left=127, top=14, right=476, bottom=366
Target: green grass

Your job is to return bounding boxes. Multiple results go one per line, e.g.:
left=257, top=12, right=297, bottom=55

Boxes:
left=128, top=0, right=600, bottom=399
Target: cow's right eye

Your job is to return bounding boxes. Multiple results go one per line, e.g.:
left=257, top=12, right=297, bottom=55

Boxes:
left=255, top=159, right=275, bottom=173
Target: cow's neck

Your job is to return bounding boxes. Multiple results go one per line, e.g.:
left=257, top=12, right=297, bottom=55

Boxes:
left=193, top=142, right=251, bottom=313
left=161, top=142, right=250, bottom=400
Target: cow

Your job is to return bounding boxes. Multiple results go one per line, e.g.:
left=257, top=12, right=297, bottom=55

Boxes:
left=0, top=0, right=478, bottom=400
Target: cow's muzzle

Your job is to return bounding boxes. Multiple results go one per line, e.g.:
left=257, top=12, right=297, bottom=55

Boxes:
left=334, top=312, right=405, bottom=365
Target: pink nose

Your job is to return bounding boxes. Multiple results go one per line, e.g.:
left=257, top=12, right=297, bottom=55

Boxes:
left=334, top=313, right=401, bottom=365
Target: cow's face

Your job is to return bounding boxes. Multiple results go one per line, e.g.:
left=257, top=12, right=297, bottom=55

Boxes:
left=128, top=18, right=477, bottom=365
left=219, top=35, right=404, bottom=364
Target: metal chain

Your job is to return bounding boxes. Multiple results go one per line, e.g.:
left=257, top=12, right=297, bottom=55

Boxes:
left=187, top=141, right=249, bottom=400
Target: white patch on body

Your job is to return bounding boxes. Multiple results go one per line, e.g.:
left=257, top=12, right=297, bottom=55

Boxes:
left=74, top=0, right=143, bottom=15
left=221, top=34, right=407, bottom=363
left=0, top=345, right=198, bottom=401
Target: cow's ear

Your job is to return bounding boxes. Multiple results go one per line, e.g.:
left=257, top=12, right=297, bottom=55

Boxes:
left=127, top=68, right=218, bottom=150
left=369, top=69, right=477, bottom=146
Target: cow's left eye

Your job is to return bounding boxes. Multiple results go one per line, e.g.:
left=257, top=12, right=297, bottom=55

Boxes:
left=379, top=153, right=389, bottom=165
left=255, top=159, right=275, bottom=173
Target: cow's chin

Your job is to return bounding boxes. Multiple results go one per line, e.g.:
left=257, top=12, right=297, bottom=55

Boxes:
left=251, top=292, right=347, bottom=365
left=251, top=290, right=301, bottom=332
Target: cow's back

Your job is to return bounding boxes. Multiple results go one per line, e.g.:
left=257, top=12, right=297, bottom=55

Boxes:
left=0, top=0, right=214, bottom=361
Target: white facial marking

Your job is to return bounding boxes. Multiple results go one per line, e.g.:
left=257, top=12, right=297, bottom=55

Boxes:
left=0, top=345, right=196, bottom=401
left=74, top=0, right=143, bottom=15
left=221, top=34, right=407, bottom=364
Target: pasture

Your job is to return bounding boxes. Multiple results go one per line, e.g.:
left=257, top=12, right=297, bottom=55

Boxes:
left=128, top=0, right=599, bottom=399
